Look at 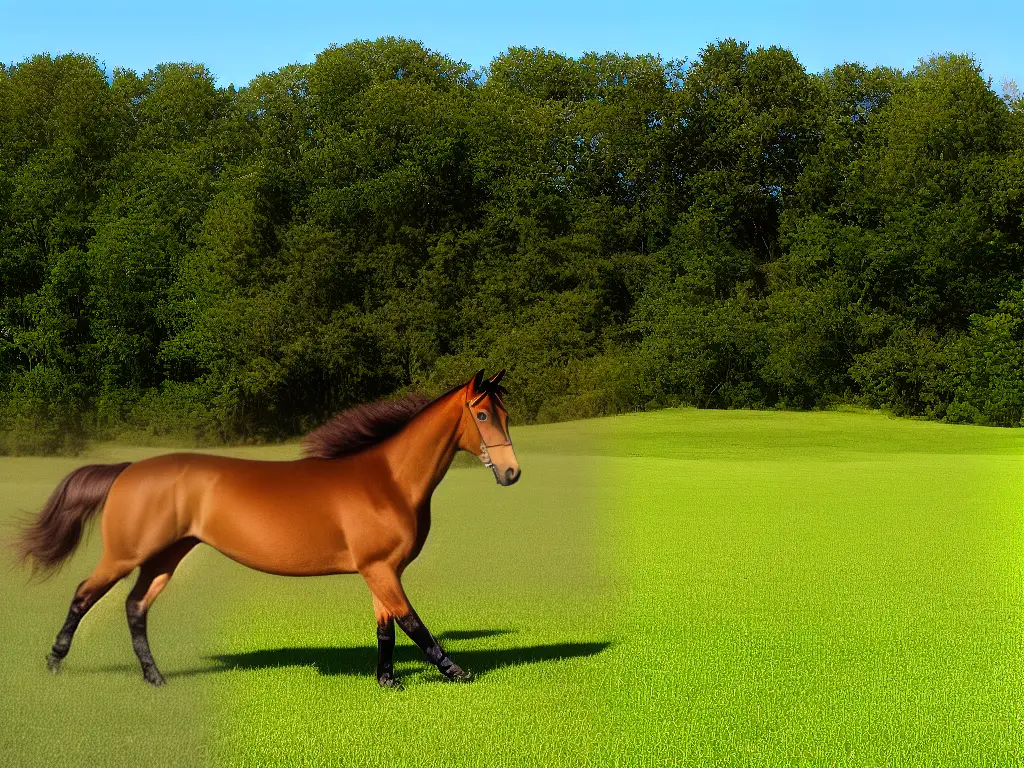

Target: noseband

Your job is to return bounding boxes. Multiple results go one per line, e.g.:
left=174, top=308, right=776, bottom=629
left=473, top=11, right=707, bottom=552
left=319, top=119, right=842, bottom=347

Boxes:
left=467, top=402, right=512, bottom=469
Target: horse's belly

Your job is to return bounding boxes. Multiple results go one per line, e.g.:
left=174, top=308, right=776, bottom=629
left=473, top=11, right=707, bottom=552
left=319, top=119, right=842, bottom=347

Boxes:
left=194, top=496, right=355, bottom=577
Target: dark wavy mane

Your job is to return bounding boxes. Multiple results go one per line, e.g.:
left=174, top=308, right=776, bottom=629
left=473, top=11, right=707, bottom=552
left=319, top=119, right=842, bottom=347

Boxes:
left=301, top=392, right=433, bottom=460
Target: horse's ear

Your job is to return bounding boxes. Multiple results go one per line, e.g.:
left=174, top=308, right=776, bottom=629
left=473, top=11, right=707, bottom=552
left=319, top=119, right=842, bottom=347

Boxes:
left=493, top=385, right=508, bottom=408
left=471, top=369, right=485, bottom=392
left=488, top=369, right=505, bottom=386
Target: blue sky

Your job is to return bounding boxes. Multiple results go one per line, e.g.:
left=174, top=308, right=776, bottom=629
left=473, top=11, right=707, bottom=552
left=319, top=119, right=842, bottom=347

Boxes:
left=3, top=0, right=1021, bottom=90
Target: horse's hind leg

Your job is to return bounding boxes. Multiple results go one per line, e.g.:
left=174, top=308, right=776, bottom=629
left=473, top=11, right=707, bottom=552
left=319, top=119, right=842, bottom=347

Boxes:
left=125, top=537, right=198, bottom=687
left=48, top=560, right=133, bottom=673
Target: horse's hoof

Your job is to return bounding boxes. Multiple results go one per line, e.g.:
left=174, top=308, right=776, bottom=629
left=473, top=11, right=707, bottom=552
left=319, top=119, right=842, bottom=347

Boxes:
left=144, top=671, right=166, bottom=687
left=444, top=665, right=474, bottom=683
left=46, top=654, right=62, bottom=674
left=378, top=673, right=404, bottom=690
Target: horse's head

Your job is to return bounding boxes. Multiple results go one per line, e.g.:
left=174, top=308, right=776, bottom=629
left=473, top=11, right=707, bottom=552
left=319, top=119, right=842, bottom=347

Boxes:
left=461, top=369, right=520, bottom=486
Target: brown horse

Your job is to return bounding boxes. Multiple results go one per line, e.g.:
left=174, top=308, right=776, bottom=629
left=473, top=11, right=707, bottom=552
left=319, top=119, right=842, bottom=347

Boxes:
left=15, top=370, right=519, bottom=688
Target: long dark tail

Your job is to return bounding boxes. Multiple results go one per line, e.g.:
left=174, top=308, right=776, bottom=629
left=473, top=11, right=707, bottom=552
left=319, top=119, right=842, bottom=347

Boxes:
left=15, top=463, right=131, bottom=577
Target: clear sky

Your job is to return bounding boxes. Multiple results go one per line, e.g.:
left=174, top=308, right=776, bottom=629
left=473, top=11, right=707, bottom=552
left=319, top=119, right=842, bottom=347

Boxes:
left=2, top=0, right=1021, bottom=90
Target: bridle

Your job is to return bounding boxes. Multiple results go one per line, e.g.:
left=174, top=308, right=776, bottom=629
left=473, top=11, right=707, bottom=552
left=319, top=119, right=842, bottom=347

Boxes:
left=466, top=399, right=512, bottom=469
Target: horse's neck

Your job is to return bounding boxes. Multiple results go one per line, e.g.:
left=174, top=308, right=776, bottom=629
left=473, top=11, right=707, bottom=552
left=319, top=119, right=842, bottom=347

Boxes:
left=382, top=391, right=463, bottom=509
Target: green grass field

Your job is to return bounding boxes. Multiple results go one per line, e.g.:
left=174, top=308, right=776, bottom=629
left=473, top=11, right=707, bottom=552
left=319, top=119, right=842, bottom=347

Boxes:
left=1, top=409, right=1021, bottom=766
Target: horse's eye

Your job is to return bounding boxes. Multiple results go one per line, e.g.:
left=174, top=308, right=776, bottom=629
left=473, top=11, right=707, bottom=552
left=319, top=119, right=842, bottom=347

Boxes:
left=476, top=412, right=487, bottom=421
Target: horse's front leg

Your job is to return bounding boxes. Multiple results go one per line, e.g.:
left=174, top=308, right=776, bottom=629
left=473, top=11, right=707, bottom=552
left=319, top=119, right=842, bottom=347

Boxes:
left=396, top=609, right=473, bottom=683
left=362, top=564, right=473, bottom=686
left=371, top=596, right=400, bottom=688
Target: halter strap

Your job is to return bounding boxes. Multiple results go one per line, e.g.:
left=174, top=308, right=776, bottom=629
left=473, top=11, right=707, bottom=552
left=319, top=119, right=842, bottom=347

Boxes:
left=466, top=401, right=512, bottom=468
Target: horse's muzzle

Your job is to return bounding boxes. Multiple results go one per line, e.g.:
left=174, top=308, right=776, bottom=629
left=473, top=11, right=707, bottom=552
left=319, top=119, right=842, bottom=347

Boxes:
left=494, top=466, right=521, bottom=486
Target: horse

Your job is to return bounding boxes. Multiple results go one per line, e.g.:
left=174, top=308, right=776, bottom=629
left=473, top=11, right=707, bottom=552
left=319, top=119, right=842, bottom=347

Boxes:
left=14, top=369, right=519, bottom=689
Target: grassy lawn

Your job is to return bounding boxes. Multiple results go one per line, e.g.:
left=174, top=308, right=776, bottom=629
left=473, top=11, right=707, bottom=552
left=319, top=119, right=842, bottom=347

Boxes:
left=1, top=409, right=1020, bottom=766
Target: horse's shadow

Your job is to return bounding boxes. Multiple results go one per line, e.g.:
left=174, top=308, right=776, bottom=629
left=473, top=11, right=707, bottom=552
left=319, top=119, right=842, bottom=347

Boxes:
left=167, top=629, right=610, bottom=681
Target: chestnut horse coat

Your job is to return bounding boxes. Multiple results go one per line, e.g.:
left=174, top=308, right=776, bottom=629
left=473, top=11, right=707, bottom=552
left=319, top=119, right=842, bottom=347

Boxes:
left=16, top=370, right=519, bottom=687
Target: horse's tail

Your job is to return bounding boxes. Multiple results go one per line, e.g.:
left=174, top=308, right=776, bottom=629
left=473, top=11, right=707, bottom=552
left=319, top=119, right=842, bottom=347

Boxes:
left=14, top=462, right=131, bottom=577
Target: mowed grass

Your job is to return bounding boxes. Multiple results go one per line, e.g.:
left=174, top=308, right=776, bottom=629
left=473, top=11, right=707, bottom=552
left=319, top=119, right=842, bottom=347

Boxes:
left=1, top=409, right=1021, bottom=766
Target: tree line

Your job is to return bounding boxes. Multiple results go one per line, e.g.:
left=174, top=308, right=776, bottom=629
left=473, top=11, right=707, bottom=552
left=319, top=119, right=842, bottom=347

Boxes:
left=2, top=38, right=1023, bottom=453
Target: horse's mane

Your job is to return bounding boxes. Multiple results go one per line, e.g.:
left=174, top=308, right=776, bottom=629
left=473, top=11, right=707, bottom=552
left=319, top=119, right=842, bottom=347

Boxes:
left=301, top=391, right=436, bottom=460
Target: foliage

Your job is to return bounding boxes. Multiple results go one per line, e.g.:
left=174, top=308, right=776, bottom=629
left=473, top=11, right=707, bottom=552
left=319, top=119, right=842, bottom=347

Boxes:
left=1, top=41, right=1023, bottom=452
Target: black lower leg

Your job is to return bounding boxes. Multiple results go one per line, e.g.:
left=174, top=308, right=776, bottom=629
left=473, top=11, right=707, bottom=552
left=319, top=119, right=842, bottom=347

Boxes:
left=376, top=618, right=399, bottom=687
left=395, top=610, right=473, bottom=682
left=126, top=600, right=164, bottom=686
left=47, top=591, right=89, bottom=672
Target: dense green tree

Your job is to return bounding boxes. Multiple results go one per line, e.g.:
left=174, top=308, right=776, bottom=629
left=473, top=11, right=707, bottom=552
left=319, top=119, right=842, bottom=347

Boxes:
left=2, top=39, right=1022, bottom=453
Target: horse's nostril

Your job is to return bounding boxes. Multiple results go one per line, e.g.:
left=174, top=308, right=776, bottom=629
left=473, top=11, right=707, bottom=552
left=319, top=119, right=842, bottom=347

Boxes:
left=505, top=467, right=520, bottom=485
